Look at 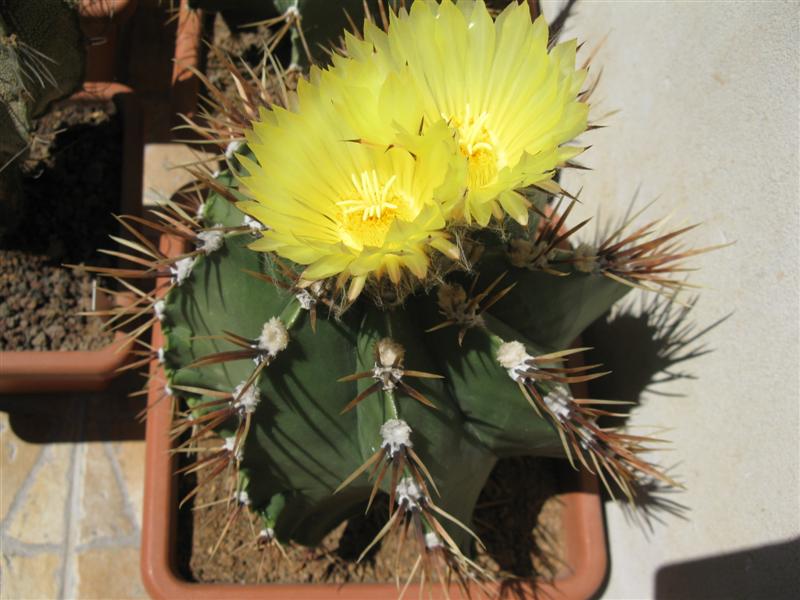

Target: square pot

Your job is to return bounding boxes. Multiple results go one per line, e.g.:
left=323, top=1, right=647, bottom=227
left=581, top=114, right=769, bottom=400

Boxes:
left=0, top=82, right=143, bottom=394
left=139, top=238, right=608, bottom=600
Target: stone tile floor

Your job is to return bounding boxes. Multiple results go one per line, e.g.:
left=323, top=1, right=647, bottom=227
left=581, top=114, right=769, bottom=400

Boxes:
left=1, top=375, right=148, bottom=599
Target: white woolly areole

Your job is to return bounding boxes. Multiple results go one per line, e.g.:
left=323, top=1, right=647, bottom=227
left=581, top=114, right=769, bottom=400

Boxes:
left=243, top=214, right=265, bottom=233
left=496, top=341, right=531, bottom=370
left=164, top=384, right=173, bottom=397
left=153, top=300, right=166, bottom=321
left=224, top=435, right=243, bottom=460
left=283, top=4, right=300, bottom=18
left=225, top=139, right=244, bottom=159
left=543, top=387, right=574, bottom=421
left=496, top=340, right=534, bottom=381
left=425, top=532, right=443, bottom=549
left=157, top=347, right=165, bottom=364
left=197, top=225, right=224, bottom=254
left=376, top=338, right=404, bottom=367
left=234, top=382, right=261, bottom=413
left=295, top=288, right=315, bottom=310
left=258, top=317, right=289, bottom=357
left=395, top=476, right=424, bottom=510
left=171, top=257, right=195, bottom=285
left=237, top=489, right=251, bottom=505
left=259, top=527, right=275, bottom=540
left=573, top=243, right=597, bottom=274
left=380, top=419, right=412, bottom=456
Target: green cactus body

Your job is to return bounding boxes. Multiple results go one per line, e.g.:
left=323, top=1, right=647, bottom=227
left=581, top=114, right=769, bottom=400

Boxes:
left=159, top=183, right=630, bottom=549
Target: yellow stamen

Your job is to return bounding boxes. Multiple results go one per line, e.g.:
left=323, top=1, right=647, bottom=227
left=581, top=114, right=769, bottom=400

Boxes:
left=449, top=105, right=500, bottom=189
left=337, top=171, right=399, bottom=221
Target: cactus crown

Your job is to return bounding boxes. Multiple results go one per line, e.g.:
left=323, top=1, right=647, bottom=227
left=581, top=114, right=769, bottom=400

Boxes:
left=87, top=0, right=719, bottom=592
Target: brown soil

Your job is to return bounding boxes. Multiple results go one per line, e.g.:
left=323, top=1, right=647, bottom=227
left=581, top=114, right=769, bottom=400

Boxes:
left=0, top=98, right=122, bottom=351
left=0, top=251, right=112, bottom=351
left=206, top=14, right=275, bottom=101
left=184, top=456, right=564, bottom=588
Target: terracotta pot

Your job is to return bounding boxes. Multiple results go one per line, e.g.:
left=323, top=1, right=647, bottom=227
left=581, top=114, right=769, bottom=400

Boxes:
left=0, top=82, right=143, bottom=394
left=140, top=238, right=607, bottom=600
left=79, top=0, right=139, bottom=83
left=170, top=0, right=203, bottom=123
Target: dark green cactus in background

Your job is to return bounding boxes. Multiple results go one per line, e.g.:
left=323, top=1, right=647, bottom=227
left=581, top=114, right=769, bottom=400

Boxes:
left=0, top=0, right=85, bottom=236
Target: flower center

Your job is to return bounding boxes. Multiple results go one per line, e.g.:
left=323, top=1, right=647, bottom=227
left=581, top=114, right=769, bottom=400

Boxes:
left=337, top=170, right=403, bottom=248
left=338, top=171, right=399, bottom=221
left=451, top=107, right=500, bottom=189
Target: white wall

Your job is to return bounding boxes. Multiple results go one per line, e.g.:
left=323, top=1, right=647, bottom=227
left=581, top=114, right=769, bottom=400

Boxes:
left=541, top=1, right=800, bottom=597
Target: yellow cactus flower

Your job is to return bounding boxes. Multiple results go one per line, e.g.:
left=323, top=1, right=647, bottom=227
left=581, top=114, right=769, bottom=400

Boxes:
left=236, top=71, right=461, bottom=298
left=358, top=0, right=589, bottom=226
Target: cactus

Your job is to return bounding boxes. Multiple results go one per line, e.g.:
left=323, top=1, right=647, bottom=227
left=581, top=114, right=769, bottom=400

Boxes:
left=0, top=0, right=85, bottom=236
left=87, top=0, right=719, bottom=591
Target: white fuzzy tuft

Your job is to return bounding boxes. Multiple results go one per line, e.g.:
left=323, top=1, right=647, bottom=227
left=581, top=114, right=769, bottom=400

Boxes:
left=164, top=384, right=173, bottom=397
left=237, top=489, right=251, bottom=505
left=197, top=225, right=224, bottom=254
left=259, top=527, right=275, bottom=540
left=425, top=532, right=442, bottom=549
left=283, top=4, right=300, bottom=19
left=223, top=435, right=243, bottom=460
left=243, top=214, right=265, bottom=233
left=234, top=382, right=261, bottom=413
left=395, top=476, right=424, bottom=510
left=496, top=341, right=530, bottom=370
left=496, top=340, right=535, bottom=381
left=258, top=317, right=289, bottom=357
left=171, top=257, right=195, bottom=285
left=295, top=288, right=315, bottom=310
left=225, top=139, right=244, bottom=159
left=543, top=387, right=573, bottom=421
left=157, top=347, right=165, bottom=364
left=154, top=300, right=166, bottom=321
left=380, top=419, right=412, bottom=456
left=376, top=338, right=404, bottom=367
left=573, top=243, right=597, bottom=273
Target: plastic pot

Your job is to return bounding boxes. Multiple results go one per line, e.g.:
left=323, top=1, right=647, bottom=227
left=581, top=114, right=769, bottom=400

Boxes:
left=170, top=0, right=203, bottom=122
left=0, top=82, right=143, bottom=394
left=79, top=0, right=139, bottom=83
left=140, top=237, right=608, bottom=599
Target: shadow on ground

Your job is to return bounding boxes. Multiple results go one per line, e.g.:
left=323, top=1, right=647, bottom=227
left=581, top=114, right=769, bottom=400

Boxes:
left=655, top=537, right=800, bottom=599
